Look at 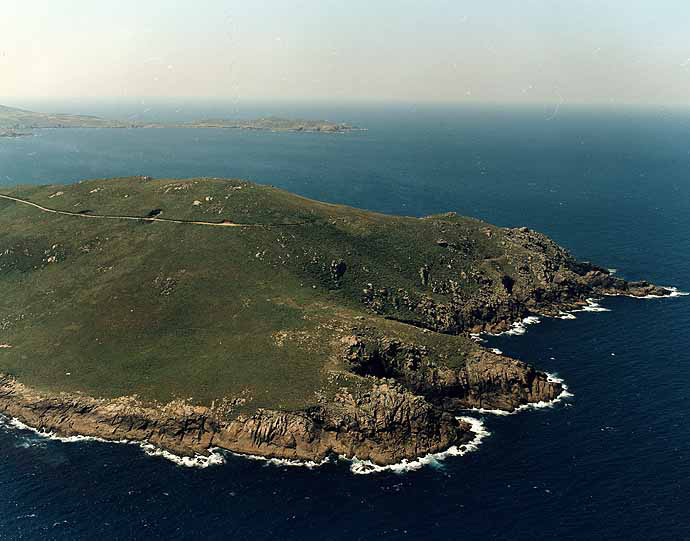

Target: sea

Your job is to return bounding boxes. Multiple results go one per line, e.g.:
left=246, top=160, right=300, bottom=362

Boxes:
left=0, top=101, right=689, bottom=540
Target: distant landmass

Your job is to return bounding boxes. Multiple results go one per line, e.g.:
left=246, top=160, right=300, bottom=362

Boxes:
left=0, top=177, right=670, bottom=469
left=0, top=104, right=362, bottom=133
left=0, top=104, right=129, bottom=129
left=0, top=129, right=31, bottom=138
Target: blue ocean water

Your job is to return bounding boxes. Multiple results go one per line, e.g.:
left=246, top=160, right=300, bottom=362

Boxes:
left=0, top=103, right=689, bottom=540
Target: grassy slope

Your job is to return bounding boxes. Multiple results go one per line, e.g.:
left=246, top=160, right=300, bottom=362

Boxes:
left=0, top=177, right=516, bottom=411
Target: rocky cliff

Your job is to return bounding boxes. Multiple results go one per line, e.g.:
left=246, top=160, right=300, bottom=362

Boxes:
left=343, top=332, right=562, bottom=412
left=362, top=225, right=671, bottom=335
left=0, top=375, right=470, bottom=464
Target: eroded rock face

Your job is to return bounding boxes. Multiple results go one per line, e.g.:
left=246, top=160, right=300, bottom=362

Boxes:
left=0, top=375, right=470, bottom=465
left=319, top=384, right=468, bottom=463
left=343, top=334, right=561, bottom=411
left=502, top=227, right=672, bottom=300
left=221, top=383, right=469, bottom=463
left=361, top=227, right=672, bottom=335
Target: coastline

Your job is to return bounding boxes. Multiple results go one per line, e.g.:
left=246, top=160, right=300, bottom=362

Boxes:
left=0, top=177, right=685, bottom=474
left=0, top=410, right=489, bottom=475
left=459, top=372, right=573, bottom=416
left=0, top=375, right=482, bottom=471
left=1, top=284, right=685, bottom=473
left=476, top=289, right=688, bottom=340
left=0, top=414, right=227, bottom=468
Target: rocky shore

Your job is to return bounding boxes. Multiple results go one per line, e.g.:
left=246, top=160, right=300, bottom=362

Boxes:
left=0, top=257, right=666, bottom=466
left=0, top=375, right=475, bottom=465
left=362, top=225, right=673, bottom=336
left=0, top=312, right=568, bottom=466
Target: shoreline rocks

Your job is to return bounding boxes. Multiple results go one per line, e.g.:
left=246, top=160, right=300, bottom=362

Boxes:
left=0, top=375, right=471, bottom=465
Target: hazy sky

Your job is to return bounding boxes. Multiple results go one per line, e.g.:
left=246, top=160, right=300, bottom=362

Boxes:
left=2, top=0, right=690, bottom=105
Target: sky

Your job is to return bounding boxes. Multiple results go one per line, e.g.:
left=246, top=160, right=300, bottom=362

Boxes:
left=2, top=0, right=690, bottom=106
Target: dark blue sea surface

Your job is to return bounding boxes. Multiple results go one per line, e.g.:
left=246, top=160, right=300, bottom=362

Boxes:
left=0, top=104, right=689, bottom=540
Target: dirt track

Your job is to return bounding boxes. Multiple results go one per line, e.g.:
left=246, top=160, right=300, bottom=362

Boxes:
left=0, top=193, right=302, bottom=228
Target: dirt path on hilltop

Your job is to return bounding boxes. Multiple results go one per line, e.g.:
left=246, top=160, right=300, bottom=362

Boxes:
left=0, top=193, right=304, bottom=228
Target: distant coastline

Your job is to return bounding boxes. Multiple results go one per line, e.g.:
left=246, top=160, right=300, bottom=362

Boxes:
left=0, top=104, right=363, bottom=134
left=0, top=129, right=31, bottom=138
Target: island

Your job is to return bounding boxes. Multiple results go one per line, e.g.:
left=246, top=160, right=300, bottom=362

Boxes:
left=0, top=177, right=671, bottom=468
left=0, top=104, right=361, bottom=133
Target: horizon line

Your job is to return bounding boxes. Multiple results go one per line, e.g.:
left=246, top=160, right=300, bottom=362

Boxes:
left=2, top=97, right=690, bottom=111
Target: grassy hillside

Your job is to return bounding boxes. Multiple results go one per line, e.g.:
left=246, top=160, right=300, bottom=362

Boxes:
left=0, top=177, right=535, bottom=413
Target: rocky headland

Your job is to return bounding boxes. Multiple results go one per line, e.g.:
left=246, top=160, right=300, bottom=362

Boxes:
left=0, top=177, right=673, bottom=468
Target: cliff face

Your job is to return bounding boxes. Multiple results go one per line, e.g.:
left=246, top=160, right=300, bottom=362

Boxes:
left=225, top=384, right=469, bottom=464
left=343, top=334, right=561, bottom=412
left=0, top=375, right=469, bottom=464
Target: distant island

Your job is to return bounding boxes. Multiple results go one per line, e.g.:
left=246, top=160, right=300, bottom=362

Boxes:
left=0, top=104, right=362, bottom=133
left=0, top=177, right=671, bottom=470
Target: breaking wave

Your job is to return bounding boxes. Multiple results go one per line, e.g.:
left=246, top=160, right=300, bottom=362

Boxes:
left=556, top=311, right=577, bottom=320
left=573, top=298, right=611, bottom=313
left=485, top=297, right=612, bottom=333
left=636, top=286, right=689, bottom=299
left=139, top=444, right=225, bottom=468
left=229, top=417, right=491, bottom=475
left=2, top=414, right=491, bottom=475
left=229, top=452, right=330, bottom=469
left=488, top=315, right=541, bottom=337
left=347, top=416, right=490, bottom=475
left=462, top=372, right=573, bottom=417
left=481, top=284, right=686, bottom=337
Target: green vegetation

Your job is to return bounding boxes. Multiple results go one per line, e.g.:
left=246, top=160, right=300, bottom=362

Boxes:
left=0, top=177, right=523, bottom=413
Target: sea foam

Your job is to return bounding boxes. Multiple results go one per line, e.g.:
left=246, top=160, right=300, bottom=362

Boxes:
left=481, top=286, right=682, bottom=338
left=139, top=443, right=226, bottom=468
left=229, top=416, right=491, bottom=475
left=573, top=298, right=611, bottom=312
left=6, top=278, right=680, bottom=474
left=556, top=311, right=577, bottom=320
left=3, top=414, right=490, bottom=475
left=636, top=286, right=689, bottom=299
left=487, top=315, right=541, bottom=337
left=462, top=372, right=573, bottom=417
left=347, top=416, right=490, bottom=475
left=229, top=452, right=330, bottom=469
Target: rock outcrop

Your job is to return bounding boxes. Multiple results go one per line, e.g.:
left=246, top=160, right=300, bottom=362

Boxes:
left=361, top=226, right=672, bottom=335
left=0, top=375, right=470, bottom=464
left=343, top=333, right=562, bottom=411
